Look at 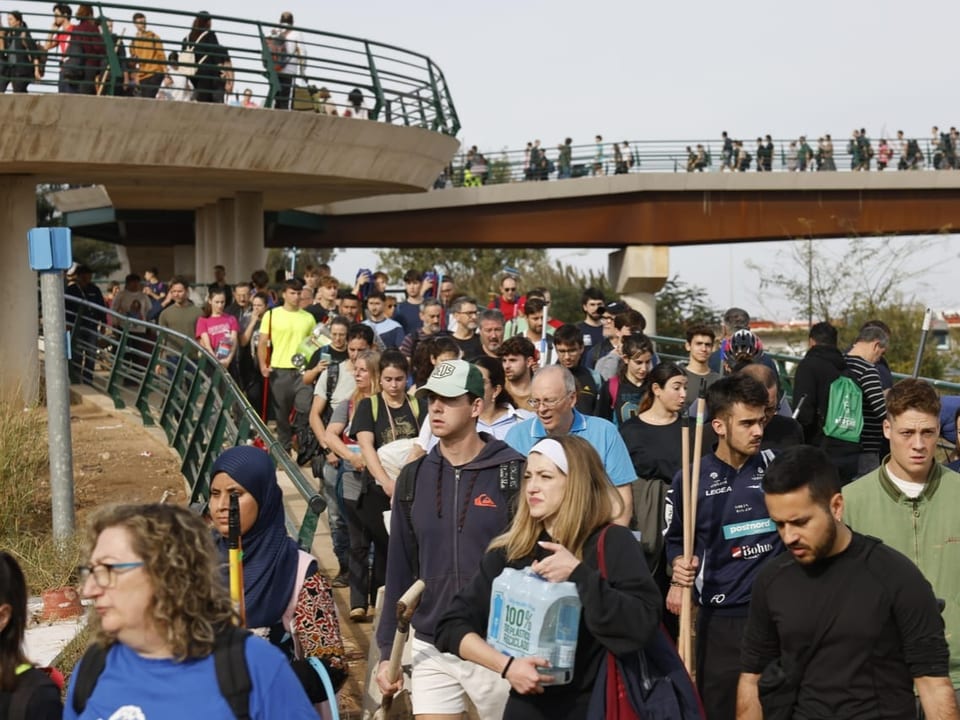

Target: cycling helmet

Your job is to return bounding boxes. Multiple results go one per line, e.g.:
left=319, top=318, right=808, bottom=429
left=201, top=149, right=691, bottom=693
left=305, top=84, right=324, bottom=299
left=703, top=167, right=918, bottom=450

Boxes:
left=729, top=329, right=760, bottom=362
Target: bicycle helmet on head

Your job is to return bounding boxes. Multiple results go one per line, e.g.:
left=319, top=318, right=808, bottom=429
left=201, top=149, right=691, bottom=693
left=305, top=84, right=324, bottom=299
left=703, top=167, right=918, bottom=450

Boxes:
left=729, top=329, right=760, bottom=362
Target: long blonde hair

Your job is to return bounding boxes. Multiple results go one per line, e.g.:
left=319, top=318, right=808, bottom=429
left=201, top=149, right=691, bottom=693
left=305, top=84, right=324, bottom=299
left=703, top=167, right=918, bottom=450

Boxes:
left=489, top=435, right=621, bottom=561
left=349, top=349, right=381, bottom=419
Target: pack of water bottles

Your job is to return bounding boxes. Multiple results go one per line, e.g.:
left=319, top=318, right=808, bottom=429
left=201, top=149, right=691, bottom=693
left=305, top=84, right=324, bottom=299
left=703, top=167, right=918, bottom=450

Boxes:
left=487, top=567, right=582, bottom=684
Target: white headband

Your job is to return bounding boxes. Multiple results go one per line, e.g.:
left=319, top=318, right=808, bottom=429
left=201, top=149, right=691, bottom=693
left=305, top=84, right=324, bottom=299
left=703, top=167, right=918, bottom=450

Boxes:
left=529, top=438, right=569, bottom=475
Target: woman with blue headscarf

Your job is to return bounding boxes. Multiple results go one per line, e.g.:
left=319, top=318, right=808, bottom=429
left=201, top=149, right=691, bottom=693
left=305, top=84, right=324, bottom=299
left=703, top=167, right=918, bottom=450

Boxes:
left=209, top=445, right=347, bottom=708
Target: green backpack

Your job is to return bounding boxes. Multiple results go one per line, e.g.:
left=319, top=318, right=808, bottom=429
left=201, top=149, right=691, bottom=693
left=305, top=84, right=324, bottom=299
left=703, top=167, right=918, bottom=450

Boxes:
left=822, top=373, right=863, bottom=443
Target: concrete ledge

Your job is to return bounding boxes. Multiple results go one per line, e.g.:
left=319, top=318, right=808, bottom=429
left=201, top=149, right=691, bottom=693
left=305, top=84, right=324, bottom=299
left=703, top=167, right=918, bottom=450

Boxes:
left=313, top=167, right=960, bottom=216
left=0, top=95, right=459, bottom=210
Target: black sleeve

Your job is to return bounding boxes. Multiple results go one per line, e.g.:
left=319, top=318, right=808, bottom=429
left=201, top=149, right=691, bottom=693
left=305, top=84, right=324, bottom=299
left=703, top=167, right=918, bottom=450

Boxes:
left=791, top=362, right=818, bottom=439
left=570, top=525, right=661, bottom=656
left=596, top=380, right=614, bottom=422
left=27, top=681, right=63, bottom=720
left=435, top=549, right=507, bottom=657
left=348, top=396, right=375, bottom=441
left=740, top=568, right=780, bottom=674
left=876, top=547, right=951, bottom=678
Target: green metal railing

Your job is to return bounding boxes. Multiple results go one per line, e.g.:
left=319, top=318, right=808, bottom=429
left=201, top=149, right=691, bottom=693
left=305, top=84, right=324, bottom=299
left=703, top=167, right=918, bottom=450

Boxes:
left=11, top=1, right=459, bottom=134
left=61, top=295, right=325, bottom=548
left=444, top=136, right=944, bottom=187
left=648, top=334, right=960, bottom=403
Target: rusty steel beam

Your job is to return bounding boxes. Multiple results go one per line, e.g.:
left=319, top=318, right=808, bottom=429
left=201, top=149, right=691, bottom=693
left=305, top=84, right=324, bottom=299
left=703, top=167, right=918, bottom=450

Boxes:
left=309, top=187, right=960, bottom=249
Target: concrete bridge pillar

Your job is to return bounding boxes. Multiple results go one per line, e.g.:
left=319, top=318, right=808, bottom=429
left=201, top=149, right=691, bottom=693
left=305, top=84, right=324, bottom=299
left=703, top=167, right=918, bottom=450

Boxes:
left=194, top=203, right=217, bottom=285
left=215, top=198, right=236, bottom=278
left=173, top=244, right=196, bottom=281
left=1, top=177, right=40, bottom=403
left=608, top=246, right=669, bottom=335
left=233, top=191, right=265, bottom=284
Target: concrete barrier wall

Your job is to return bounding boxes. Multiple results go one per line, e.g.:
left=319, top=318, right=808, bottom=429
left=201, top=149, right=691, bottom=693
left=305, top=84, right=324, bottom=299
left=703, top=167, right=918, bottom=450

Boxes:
left=0, top=95, right=459, bottom=210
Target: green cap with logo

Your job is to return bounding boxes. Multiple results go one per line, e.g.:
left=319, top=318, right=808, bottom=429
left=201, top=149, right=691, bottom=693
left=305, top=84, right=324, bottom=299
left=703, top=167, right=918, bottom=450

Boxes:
left=415, top=360, right=485, bottom=399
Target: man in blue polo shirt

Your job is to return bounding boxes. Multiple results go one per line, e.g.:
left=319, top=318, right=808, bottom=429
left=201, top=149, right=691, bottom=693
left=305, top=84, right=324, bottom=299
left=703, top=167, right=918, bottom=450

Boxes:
left=504, top=365, right=634, bottom=526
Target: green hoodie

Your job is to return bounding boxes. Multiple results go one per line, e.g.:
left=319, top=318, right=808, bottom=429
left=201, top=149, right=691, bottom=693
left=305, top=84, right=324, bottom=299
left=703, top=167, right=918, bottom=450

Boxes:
left=843, top=460, right=960, bottom=688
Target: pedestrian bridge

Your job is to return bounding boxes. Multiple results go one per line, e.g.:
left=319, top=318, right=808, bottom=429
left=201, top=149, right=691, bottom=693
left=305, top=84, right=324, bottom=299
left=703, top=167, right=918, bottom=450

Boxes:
left=304, top=170, right=960, bottom=249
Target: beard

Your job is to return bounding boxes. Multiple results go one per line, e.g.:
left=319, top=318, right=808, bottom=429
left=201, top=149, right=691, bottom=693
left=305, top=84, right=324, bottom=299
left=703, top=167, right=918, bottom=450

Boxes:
left=790, top=520, right=838, bottom=565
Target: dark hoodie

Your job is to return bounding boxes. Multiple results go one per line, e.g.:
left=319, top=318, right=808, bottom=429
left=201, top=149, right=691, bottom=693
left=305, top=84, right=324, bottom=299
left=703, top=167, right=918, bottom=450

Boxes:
left=376, top=434, right=524, bottom=658
left=792, top=342, right=846, bottom=444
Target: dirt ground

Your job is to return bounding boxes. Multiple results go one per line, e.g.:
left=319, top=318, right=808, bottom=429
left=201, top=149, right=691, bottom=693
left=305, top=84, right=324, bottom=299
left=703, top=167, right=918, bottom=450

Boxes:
left=69, top=398, right=186, bottom=520
left=66, top=394, right=374, bottom=718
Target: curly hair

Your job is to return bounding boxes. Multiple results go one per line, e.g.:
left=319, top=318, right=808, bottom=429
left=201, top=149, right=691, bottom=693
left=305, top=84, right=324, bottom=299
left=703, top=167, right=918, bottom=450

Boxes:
left=489, top=435, right=620, bottom=562
left=85, top=504, right=236, bottom=659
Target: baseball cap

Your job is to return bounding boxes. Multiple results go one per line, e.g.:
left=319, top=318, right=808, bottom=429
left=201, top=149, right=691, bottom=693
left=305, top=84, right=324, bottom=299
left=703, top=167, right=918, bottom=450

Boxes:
left=415, top=360, right=484, bottom=399
left=605, top=301, right=628, bottom=315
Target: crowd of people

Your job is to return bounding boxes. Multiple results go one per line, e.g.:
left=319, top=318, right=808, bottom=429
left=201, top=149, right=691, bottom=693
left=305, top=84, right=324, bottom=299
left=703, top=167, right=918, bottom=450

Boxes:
left=445, top=127, right=960, bottom=188
left=0, top=4, right=372, bottom=112
left=51, top=260, right=960, bottom=718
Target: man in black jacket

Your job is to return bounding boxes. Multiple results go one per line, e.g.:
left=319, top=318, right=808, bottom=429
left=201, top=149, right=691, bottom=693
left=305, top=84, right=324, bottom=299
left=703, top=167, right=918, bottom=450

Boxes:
left=375, top=360, right=524, bottom=718
left=792, top=322, right=845, bottom=445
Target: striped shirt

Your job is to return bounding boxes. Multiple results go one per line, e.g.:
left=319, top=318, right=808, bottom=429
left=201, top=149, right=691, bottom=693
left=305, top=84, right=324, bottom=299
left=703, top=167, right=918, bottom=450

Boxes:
left=844, top=354, right=886, bottom=452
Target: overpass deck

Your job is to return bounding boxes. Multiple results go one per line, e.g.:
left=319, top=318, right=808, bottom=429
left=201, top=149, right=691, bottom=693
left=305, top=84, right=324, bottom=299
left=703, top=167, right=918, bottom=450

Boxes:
left=305, top=170, right=960, bottom=248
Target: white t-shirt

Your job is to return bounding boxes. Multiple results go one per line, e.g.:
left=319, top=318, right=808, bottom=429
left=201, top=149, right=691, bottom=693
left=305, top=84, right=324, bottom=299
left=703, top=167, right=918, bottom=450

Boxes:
left=884, top=463, right=927, bottom=499
left=272, top=28, right=304, bottom=75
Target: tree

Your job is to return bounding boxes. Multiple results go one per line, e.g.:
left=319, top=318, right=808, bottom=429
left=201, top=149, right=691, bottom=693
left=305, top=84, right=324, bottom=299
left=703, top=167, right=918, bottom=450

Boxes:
left=375, top=247, right=547, bottom=305
left=72, top=237, right=122, bottom=277
left=654, top=276, right=721, bottom=340
left=749, top=235, right=949, bottom=324
left=373, top=248, right=622, bottom=325
left=266, top=248, right=336, bottom=283
left=841, top=299, right=946, bottom=380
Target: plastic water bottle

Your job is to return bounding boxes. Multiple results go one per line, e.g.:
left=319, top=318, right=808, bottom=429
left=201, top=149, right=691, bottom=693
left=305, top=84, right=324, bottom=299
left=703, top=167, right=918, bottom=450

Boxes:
left=216, top=336, right=233, bottom=361
left=487, top=567, right=581, bottom=685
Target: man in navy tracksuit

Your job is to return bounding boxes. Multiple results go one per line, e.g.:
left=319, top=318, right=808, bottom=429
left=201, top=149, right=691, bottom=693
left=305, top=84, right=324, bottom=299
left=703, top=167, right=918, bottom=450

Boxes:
left=375, top=360, right=525, bottom=718
left=665, top=374, right=782, bottom=720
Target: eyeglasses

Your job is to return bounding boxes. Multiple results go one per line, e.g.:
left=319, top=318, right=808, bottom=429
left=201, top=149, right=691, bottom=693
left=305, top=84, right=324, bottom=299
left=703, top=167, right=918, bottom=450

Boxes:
left=600, top=316, right=614, bottom=323
left=77, top=562, right=144, bottom=588
left=502, top=287, right=517, bottom=293
left=457, top=309, right=478, bottom=316
left=555, top=348, right=580, bottom=356
left=528, top=394, right=571, bottom=410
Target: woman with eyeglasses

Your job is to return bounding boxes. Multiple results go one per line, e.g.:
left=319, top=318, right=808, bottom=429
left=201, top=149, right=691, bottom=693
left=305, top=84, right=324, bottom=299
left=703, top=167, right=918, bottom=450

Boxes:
left=596, top=333, right=655, bottom=426
left=208, top=446, right=348, bottom=709
left=0, top=551, right=62, bottom=719
left=65, top=503, right=316, bottom=719
left=435, top=435, right=661, bottom=720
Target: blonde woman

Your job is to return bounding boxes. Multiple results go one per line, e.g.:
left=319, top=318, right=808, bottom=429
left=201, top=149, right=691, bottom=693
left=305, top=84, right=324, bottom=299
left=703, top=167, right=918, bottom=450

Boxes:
left=435, top=435, right=661, bottom=720
left=324, top=349, right=380, bottom=621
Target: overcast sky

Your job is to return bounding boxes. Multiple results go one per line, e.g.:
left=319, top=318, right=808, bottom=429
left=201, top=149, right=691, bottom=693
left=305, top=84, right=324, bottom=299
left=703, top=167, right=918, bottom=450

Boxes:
left=127, top=0, right=960, bottom=321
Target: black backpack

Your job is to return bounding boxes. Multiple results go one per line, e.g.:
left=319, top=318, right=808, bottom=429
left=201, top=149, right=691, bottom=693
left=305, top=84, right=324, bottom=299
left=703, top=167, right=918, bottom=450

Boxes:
left=61, top=30, right=87, bottom=81
left=72, top=626, right=254, bottom=719
left=395, top=454, right=522, bottom=577
left=8, top=667, right=61, bottom=720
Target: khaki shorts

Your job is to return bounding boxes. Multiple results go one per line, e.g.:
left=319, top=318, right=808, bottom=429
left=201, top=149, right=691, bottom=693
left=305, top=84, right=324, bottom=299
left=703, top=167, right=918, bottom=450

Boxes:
left=409, top=637, right=510, bottom=717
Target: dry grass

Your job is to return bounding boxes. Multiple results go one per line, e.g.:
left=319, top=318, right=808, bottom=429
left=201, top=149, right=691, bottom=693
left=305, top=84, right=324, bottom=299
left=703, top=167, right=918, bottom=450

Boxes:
left=0, top=400, right=83, bottom=592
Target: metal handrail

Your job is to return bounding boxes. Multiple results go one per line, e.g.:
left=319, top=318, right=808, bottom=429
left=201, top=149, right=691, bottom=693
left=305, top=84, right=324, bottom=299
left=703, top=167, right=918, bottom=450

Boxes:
left=61, top=295, right=326, bottom=548
left=444, top=135, right=949, bottom=186
left=9, top=1, right=459, bottom=134
left=647, top=333, right=960, bottom=403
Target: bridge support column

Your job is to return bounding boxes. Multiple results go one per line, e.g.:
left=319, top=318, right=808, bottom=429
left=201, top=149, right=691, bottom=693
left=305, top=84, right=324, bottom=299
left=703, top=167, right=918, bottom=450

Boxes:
left=215, top=198, right=236, bottom=277
left=195, top=203, right=217, bottom=285
left=608, top=246, right=669, bottom=335
left=1, top=177, right=39, bottom=403
left=233, top=192, right=265, bottom=283
left=173, top=244, right=196, bottom=281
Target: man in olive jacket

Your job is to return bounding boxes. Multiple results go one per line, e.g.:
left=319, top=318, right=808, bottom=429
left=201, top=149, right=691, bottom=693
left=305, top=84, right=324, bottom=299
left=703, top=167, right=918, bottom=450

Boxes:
left=843, top=378, right=960, bottom=703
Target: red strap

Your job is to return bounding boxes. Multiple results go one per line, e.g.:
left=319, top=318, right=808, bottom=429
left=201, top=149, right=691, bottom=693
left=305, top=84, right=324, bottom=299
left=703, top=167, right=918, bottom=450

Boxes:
left=597, top=524, right=611, bottom=579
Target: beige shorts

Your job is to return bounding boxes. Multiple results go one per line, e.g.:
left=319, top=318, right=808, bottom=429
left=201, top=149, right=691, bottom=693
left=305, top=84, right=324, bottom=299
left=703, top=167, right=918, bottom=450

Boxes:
left=409, top=636, right=510, bottom=717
